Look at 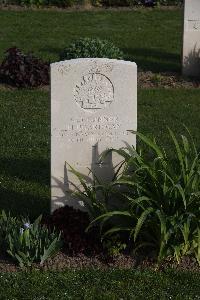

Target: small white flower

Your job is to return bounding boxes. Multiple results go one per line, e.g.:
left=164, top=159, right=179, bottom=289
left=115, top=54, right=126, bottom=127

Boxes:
left=24, top=222, right=31, bottom=229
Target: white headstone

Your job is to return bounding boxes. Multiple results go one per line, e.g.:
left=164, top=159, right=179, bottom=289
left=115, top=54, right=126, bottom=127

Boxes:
left=182, top=0, right=200, bottom=76
left=51, top=58, right=137, bottom=212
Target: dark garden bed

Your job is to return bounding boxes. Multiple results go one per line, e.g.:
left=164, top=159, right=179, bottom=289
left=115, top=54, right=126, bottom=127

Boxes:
left=0, top=205, right=199, bottom=273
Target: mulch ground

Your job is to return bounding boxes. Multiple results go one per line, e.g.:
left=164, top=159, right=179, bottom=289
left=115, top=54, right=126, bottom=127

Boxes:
left=0, top=251, right=199, bottom=273
left=138, top=70, right=200, bottom=89
left=40, top=252, right=200, bottom=272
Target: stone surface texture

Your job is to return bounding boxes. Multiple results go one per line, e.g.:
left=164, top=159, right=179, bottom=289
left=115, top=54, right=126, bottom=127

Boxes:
left=182, top=0, right=200, bottom=77
left=51, top=58, right=137, bottom=212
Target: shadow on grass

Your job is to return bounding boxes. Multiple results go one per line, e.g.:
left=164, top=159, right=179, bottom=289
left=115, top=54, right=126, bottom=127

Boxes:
left=40, top=45, right=181, bottom=73
left=0, top=158, right=50, bottom=220
left=0, top=158, right=49, bottom=185
left=123, top=47, right=181, bottom=72
left=0, top=188, right=49, bottom=221
left=39, top=45, right=62, bottom=61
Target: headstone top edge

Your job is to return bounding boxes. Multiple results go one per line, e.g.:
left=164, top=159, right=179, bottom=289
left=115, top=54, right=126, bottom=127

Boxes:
left=50, top=58, right=137, bottom=69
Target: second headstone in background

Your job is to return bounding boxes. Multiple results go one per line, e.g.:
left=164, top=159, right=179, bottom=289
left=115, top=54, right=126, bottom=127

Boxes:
left=182, top=0, right=200, bottom=77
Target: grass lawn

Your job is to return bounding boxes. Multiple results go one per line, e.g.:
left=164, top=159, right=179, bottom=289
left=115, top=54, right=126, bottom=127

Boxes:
left=0, top=88, right=199, bottom=218
left=0, top=9, right=182, bottom=73
left=0, top=269, right=199, bottom=299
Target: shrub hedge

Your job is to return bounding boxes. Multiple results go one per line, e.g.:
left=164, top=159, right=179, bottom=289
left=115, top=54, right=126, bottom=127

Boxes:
left=0, top=0, right=183, bottom=7
left=60, top=38, right=124, bottom=60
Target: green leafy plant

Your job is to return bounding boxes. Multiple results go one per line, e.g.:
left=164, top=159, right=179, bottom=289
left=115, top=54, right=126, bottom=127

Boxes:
left=0, top=0, right=79, bottom=6
left=151, top=73, right=163, bottom=85
left=93, top=0, right=141, bottom=6
left=0, top=210, right=21, bottom=251
left=72, top=128, right=200, bottom=264
left=68, top=160, right=126, bottom=221
left=46, top=0, right=75, bottom=7
left=68, top=164, right=111, bottom=220
left=157, top=0, right=182, bottom=5
left=92, top=0, right=182, bottom=6
left=60, top=38, right=124, bottom=60
left=102, top=234, right=127, bottom=257
left=1, top=213, right=62, bottom=268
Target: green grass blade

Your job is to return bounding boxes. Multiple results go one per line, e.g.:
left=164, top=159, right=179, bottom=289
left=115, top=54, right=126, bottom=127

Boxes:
left=86, top=211, right=132, bottom=232
left=168, top=128, right=186, bottom=183
left=134, top=207, right=154, bottom=242
left=129, top=131, right=164, bottom=158
left=102, top=227, right=131, bottom=239
left=174, top=184, right=187, bottom=209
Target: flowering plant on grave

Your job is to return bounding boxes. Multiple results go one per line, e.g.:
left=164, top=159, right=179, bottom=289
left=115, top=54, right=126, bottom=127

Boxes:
left=0, top=212, right=62, bottom=268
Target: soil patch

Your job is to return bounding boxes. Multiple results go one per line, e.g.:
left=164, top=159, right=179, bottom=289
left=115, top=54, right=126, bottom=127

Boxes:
left=44, top=253, right=200, bottom=272
left=138, top=70, right=200, bottom=89
left=0, top=251, right=199, bottom=273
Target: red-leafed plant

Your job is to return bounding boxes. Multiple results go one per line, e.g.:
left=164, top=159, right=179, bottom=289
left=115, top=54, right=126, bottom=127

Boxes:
left=0, top=47, right=49, bottom=88
left=45, top=205, right=102, bottom=256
